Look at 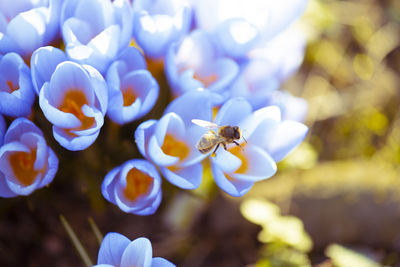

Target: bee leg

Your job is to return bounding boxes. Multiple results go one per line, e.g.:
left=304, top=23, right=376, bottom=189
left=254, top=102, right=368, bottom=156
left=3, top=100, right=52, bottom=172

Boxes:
left=233, top=141, right=244, bottom=151
left=211, top=144, right=220, bottom=157
left=222, top=142, right=228, bottom=151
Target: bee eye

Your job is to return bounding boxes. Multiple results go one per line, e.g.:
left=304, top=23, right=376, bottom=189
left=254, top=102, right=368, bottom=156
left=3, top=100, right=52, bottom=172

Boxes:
left=234, top=129, right=240, bottom=139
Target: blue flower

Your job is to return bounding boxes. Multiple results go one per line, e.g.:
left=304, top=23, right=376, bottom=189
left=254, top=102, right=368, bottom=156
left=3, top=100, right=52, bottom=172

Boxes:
left=135, top=89, right=222, bottom=189
left=0, top=0, right=61, bottom=59
left=0, top=52, right=35, bottom=117
left=106, top=47, right=159, bottom=125
left=95, top=232, right=175, bottom=267
left=102, top=159, right=162, bottom=216
left=208, top=98, right=308, bottom=196
left=38, top=61, right=108, bottom=151
left=60, top=0, right=133, bottom=73
left=0, top=118, right=59, bottom=197
left=165, top=30, right=239, bottom=97
left=132, top=0, right=192, bottom=59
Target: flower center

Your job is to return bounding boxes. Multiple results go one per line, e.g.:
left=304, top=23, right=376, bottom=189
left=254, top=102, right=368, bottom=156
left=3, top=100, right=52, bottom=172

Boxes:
left=161, top=134, right=189, bottom=161
left=124, top=168, right=153, bottom=201
left=229, top=144, right=248, bottom=174
left=59, top=90, right=95, bottom=133
left=122, top=86, right=137, bottom=106
left=9, top=150, right=38, bottom=186
left=4, top=80, right=19, bottom=93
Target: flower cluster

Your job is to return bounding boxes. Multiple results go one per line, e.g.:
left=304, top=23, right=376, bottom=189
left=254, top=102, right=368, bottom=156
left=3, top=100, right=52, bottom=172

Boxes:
left=0, top=0, right=310, bottom=264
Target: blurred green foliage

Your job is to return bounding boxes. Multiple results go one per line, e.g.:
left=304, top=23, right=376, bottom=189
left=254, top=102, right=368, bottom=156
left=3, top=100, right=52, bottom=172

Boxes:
left=239, top=0, right=400, bottom=265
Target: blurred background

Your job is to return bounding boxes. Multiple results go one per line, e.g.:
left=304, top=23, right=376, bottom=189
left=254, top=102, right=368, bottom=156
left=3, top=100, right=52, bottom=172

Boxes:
left=1, top=0, right=400, bottom=266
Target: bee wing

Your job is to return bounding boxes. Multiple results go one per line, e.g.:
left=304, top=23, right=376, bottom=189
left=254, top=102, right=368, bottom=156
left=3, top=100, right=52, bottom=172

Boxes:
left=191, top=119, right=219, bottom=129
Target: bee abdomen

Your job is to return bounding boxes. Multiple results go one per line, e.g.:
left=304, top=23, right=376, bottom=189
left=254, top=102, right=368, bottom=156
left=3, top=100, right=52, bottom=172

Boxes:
left=197, top=137, right=216, bottom=154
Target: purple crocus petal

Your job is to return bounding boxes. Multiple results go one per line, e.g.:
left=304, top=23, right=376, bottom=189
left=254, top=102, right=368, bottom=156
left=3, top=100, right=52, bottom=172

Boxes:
left=152, top=257, right=176, bottom=267
left=0, top=1, right=60, bottom=58
left=165, top=30, right=239, bottom=96
left=212, top=149, right=241, bottom=173
left=30, top=46, right=68, bottom=94
left=212, top=163, right=254, bottom=197
left=135, top=120, right=157, bottom=159
left=93, top=265, right=114, bottom=267
left=238, top=105, right=281, bottom=140
left=130, top=193, right=162, bottom=216
left=97, top=232, right=130, bottom=265
left=61, top=0, right=133, bottom=74
left=160, top=163, right=203, bottom=189
left=107, top=47, right=146, bottom=85
left=264, top=120, right=308, bottom=162
left=6, top=9, right=45, bottom=56
left=0, top=52, right=35, bottom=117
left=38, top=148, right=58, bottom=187
left=101, top=167, right=120, bottom=203
left=147, top=113, right=184, bottom=166
left=214, top=18, right=260, bottom=58
left=214, top=97, right=252, bottom=126
left=4, top=117, right=43, bottom=143
left=53, top=126, right=100, bottom=151
left=164, top=89, right=222, bottom=127
left=0, top=173, right=17, bottom=198
left=133, top=0, right=192, bottom=58
left=0, top=115, right=5, bottom=146
left=193, top=0, right=308, bottom=41
left=265, top=91, right=308, bottom=122
left=120, top=237, right=153, bottom=267
left=229, top=145, right=277, bottom=182
left=82, top=64, right=108, bottom=114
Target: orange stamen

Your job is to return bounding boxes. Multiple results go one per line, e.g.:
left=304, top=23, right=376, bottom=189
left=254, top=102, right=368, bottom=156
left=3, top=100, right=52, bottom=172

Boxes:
left=229, top=144, right=248, bottom=174
left=9, top=150, right=39, bottom=186
left=193, top=73, right=218, bottom=87
left=161, top=134, right=189, bottom=161
left=6, top=80, right=19, bottom=93
left=59, top=90, right=95, bottom=134
left=122, top=86, right=137, bottom=106
left=124, top=168, right=153, bottom=201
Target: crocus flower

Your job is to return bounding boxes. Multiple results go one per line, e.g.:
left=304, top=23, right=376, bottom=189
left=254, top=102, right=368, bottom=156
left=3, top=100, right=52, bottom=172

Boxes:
left=132, top=0, right=192, bottom=59
left=135, top=89, right=222, bottom=189
left=60, top=0, right=133, bottom=73
left=165, top=30, right=239, bottom=98
left=0, top=118, right=58, bottom=197
left=0, top=52, right=35, bottom=117
left=38, top=61, right=108, bottom=151
left=0, top=0, right=61, bottom=59
left=106, top=47, right=159, bottom=125
left=95, top=232, right=175, bottom=267
left=265, top=91, right=308, bottom=122
left=102, top=159, right=162, bottom=215
left=208, top=97, right=308, bottom=196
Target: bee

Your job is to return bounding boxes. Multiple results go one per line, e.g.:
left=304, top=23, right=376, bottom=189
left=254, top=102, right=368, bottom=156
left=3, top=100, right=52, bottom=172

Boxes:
left=192, top=119, right=246, bottom=156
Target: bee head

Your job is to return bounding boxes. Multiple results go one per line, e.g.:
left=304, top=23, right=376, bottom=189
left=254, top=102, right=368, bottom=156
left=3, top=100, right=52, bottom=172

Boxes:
left=233, top=126, right=241, bottom=140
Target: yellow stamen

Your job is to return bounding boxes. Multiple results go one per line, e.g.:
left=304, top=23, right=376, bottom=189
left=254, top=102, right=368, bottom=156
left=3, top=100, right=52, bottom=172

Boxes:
left=6, top=80, right=19, bottom=93
left=59, top=90, right=95, bottom=134
left=9, top=150, right=38, bottom=186
left=122, top=86, right=137, bottom=106
left=124, top=168, right=153, bottom=201
left=161, top=134, right=189, bottom=161
left=229, top=144, right=248, bottom=174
